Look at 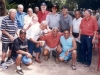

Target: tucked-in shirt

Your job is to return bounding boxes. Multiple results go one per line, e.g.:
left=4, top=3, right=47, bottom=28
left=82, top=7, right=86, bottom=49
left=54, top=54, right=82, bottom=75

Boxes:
left=41, top=32, right=62, bottom=48
left=26, top=23, right=43, bottom=41
left=46, top=13, right=60, bottom=28
left=12, top=37, right=28, bottom=57
left=73, top=17, right=82, bottom=33
left=1, top=16, right=18, bottom=43
left=37, top=11, right=49, bottom=23
left=60, top=14, right=73, bottom=31
left=16, top=12, right=26, bottom=28
left=80, top=16, right=98, bottom=36
left=60, top=36, right=73, bottom=52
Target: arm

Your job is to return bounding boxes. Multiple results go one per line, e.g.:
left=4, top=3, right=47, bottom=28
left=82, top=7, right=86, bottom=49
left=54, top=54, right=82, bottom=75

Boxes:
left=69, top=16, right=73, bottom=35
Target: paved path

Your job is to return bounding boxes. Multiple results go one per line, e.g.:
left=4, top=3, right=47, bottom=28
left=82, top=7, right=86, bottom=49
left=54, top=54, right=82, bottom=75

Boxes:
left=0, top=42, right=100, bottom=75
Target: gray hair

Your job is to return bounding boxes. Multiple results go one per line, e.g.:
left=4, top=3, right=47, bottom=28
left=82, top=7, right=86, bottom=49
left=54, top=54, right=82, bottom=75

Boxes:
left=17, top=4, right=24, bottom=8
left=41, top=20, right=48, bottom=26
left=9, top=9, right=17, bottom=14
left=52, top=27, right=59, bottom=32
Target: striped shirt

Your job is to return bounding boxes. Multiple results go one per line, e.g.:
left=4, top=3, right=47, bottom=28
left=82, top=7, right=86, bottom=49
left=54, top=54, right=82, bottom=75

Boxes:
left=1, top=16, right=18, bottom=43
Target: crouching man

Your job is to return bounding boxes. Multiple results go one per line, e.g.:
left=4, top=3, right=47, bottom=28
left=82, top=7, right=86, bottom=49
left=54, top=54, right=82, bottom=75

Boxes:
left=59, top=29, right=77, bottom=70
left=12, top=29, right=32, bottom=75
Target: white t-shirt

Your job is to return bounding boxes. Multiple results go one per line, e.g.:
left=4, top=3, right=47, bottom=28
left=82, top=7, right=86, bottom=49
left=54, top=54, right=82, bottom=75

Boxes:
left=26, top=23, right=42, bottom=41
left=73, top=17, right=82, bottom=33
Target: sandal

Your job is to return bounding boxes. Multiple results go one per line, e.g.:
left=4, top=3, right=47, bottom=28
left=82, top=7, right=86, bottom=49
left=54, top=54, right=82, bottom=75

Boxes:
left=71, top=65, right=76, bottom=70
left=35, top=59, right=42, bottom=63
left=44, top=53, right=50, bottom=61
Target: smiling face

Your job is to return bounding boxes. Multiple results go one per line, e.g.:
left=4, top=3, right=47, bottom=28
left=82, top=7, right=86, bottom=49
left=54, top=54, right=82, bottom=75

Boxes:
left=52, top=7, right=57, bottom=13
left=64, top=30, right=70, bottom=39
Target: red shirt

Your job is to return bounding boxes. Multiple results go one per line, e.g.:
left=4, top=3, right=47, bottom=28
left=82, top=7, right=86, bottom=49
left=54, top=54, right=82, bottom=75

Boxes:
left=80, top=16, right=98, bottom=36
left=41, top=32, right=63, bottom=48
left=37, top=11, right=49, bottom=23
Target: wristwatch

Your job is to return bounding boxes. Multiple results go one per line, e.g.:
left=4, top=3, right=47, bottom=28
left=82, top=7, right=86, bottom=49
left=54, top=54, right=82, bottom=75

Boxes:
left=68, top=50, right=70, bottom=52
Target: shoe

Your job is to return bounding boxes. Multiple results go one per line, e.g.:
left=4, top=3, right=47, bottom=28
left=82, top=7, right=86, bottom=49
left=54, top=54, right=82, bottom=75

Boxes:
left=0, top=63, right=9, bottom=69
left=16, top=69, right=24, bottom=75
left=71, top=65, right=76, bottom=70
left=44, top=54, right=50, bottom=61
left=6, top=59, right=14, bottom=65
left=84, top=64, right=90, bottom=67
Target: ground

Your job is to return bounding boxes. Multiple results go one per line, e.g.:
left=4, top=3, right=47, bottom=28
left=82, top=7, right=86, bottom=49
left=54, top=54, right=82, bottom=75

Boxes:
left=0, top=41, right=100, bottom=75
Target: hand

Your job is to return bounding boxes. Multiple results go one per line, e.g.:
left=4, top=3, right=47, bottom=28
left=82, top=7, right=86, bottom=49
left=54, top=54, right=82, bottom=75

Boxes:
left=29, top=23, right=33, bottom=28
left=77, top=36, right=80, bottom=40
left=36, top=43, right=40, bottom=48
left=92, top=38, right=95, bottom=44
left=9, top=35, right=14, bottom=41
left=26, top=53, right=32, bottom=58
left=65, top=51, right=69, bottom=56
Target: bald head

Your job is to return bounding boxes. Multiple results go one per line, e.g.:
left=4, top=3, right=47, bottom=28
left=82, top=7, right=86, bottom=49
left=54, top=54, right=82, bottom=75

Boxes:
left=40, top=20, right=48, bottom=30
left=27, top=8, right=33, bottom=16
left=52, top=27, right=59, bottom=37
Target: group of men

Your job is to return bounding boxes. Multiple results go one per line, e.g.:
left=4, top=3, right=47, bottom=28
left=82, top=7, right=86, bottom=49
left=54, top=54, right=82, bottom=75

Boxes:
left=0, top=2, right=98, bottom=75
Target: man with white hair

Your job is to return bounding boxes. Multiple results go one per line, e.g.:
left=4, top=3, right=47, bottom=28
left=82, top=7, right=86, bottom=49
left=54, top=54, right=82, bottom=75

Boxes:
left=41, top=27, right=63, bottom=63
left=16, top=4, right=26, bottom=29
left=0, top=9, right=18, bottom=69
left=24, top=8, right=36, bottom=30
left=27, top=20, right=48, bottom=63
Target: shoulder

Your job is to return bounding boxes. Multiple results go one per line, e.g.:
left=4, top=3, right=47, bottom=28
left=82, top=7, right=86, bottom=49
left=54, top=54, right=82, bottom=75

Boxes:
left=14, top=38, right=20, bottom=43
left=68, top=14, right=72, bottom=18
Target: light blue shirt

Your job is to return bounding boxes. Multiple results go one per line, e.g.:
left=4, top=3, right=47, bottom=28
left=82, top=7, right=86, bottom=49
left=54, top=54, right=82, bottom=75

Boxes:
left=60, top=36, right=73, bottom=52
left=16, top=12, right=26, bottom=28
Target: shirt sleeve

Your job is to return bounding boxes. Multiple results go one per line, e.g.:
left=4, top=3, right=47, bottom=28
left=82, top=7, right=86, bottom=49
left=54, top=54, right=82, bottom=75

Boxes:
left=69, top=16, right=73, bottom=26
left=13, top=39, right=20, bottom=52
left=1, top=19, right=6, bottom=30
left=46, top=14, right=50, bottom=24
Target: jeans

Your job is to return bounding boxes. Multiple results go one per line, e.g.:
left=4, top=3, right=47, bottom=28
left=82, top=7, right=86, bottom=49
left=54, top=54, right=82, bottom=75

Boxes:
left=80, top=35, right=93, bottom=65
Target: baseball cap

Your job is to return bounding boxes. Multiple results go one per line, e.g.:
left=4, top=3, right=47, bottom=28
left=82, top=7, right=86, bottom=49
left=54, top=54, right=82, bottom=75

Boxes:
left=41, top=2, right=47, bottom=6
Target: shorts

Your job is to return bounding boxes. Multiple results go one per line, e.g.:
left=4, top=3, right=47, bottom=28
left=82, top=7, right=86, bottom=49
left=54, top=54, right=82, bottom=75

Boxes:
left=59, top=51, right=72, bottom=61
left=45, top=45, right=57, bottom=51
left=12, top=54, right=32, bottom=65
left=2, top=43, right=13, bottom=53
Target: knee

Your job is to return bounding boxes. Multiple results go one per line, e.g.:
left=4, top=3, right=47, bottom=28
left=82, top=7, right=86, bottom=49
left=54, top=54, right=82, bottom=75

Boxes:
left=72, top=50, right=77, bottom=57
left=56, top=47, right=62, bottom=54
left=17, top=54, right=22, bottom=58
left=43, top=49, right=49, bottom=56
left=26, top=61, right=32, bottom=66
left=59, top=57, right=64, bottom=62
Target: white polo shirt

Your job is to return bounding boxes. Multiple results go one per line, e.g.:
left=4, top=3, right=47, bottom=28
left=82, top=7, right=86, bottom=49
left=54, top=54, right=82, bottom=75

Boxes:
left=26, top=23, right=42, bottom=41
left=73, top=17, right=82, bottom=33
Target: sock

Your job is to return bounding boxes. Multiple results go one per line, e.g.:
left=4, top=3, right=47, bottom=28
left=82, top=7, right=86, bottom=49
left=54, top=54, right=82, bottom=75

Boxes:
left=17, top=66, right=22, bottom=70
left=7, top=57, right=11, bottom=61
left=1, top=61, right=4, bottom=64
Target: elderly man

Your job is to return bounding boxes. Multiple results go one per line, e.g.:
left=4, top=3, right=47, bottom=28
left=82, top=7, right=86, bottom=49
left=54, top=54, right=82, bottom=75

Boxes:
left=46, top=4, right=60, bottom=29
left=59, top=29, right=77, bottom=70
left=41, top=27, right=62, bottom=63
left=12, top=29, right=32, bottom=75
left=0, top=9, right=18, bottom=69
left=60, top=6, right=73, bottom=34
left=27, top=20, right=48, bottom=63
left=79, top=9, right=98, bottom=67
left=24, top=8, right=36, bottom=30
left=37, top=2, right=49, bottom=23
left=16, top=4, right=26, bottom=29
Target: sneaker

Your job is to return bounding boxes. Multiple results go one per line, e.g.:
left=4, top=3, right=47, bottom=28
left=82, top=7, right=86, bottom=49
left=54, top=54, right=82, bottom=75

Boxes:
left=16, top=69, right=24, bottom=75
left=6, top=59, right=14, bottom=65
left=0, top=63, right=9, bottom=69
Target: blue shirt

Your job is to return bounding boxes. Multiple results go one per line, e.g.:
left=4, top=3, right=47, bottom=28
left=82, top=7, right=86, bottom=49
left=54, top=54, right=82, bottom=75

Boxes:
left=60, top=36, right=73, bottom=52
left=16, top=12, right=26, bottom=28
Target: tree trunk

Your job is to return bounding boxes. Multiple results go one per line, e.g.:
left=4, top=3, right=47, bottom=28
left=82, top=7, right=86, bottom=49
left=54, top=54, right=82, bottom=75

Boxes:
left=0, top=0, right=6, bottom=16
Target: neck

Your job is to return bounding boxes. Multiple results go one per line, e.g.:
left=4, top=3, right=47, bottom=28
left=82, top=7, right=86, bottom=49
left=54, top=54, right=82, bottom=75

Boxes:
left=63, top=14, right=68, bottom=17
left=42, top=10, right=46, bottom=13
left=76, top=17, right=80, bottom=20
left=19, top=37, right=25, bottom=42
left=10, top=16, right=15, bottom=21
left=86, top=16, right=91, bottom=20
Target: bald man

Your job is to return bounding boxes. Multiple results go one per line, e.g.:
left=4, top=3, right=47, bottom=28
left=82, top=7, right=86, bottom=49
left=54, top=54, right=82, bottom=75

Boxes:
left=24, top=8, right=37, bottom=30
left=41, top=27, right=63, bottom=63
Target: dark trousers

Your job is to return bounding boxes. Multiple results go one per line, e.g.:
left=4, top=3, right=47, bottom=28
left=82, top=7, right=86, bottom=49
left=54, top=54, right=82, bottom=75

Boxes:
left=73, top=32, right=82, bottom=62
left=80, top=35, right=93, bottom=65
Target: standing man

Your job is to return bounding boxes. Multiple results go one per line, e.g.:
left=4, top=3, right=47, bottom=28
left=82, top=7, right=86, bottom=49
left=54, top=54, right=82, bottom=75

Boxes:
left=34, top=6, right=39, bottom=14
left=79, top=9, right=98, bottom=67
left=0, top=9, right=18, bottom=69
left=16, top=4, right=26, bottom=35
left=27, top=20, right=48, bottom=63
left=37, top=2, right=49, bottom=23
left=12, top=29, right=32, bottom=75
left=46, top=4, right=60, bottom=29
left=60, top=6, right=73, bottom=35
left=73, top=10, right=82, bottom=62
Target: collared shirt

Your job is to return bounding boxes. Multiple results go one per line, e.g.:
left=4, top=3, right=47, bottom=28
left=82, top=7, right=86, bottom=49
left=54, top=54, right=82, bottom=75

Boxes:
left=26, top=22, right=43, bottom=41
left=46, top=13, right=60, bottom=28
left=16, top=12, right=26, bottom=28
left=37, top=10, right=49, bottom=23
left=73, top=17, right=82, bottom=33
left=1, top=16, right=18, bottom=43
left=80, top=16, right=98, bottom=36
left=41, top=32, right=62, bottom=48
left=60, top=13, right=73, bottom=31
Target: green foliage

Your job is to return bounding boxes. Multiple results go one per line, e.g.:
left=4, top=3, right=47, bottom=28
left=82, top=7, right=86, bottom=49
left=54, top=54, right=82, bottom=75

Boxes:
left=5, top=0, right=17, bottom=10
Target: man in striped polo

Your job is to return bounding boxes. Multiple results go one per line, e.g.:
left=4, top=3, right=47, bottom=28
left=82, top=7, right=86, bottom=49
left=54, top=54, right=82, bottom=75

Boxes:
left=0, top=9, right=18, bottom=69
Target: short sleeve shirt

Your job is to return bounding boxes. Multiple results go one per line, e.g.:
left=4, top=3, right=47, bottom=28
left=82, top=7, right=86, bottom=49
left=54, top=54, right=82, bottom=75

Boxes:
left=60, top=14, right=73, bottom=31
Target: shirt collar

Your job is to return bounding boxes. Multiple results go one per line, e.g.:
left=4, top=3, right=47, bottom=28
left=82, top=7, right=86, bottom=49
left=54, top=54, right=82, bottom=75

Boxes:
left=17, top=11, right=24, bottom=15
left=85, top=16, right=91, bottom=21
